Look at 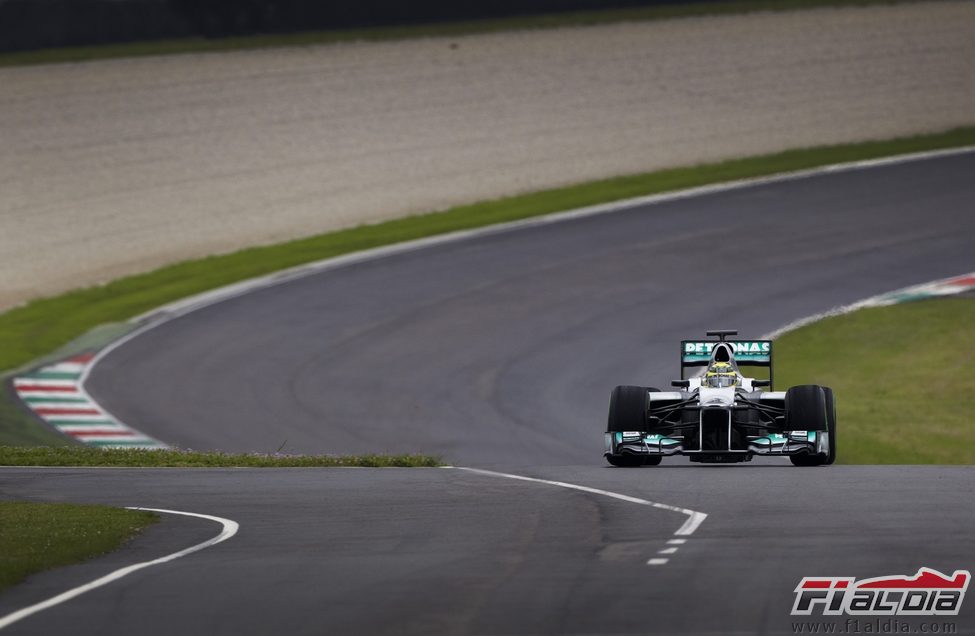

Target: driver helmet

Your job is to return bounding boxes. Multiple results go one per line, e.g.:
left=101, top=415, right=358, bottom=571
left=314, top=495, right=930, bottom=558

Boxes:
left=703, top=361, right=739, bottom=388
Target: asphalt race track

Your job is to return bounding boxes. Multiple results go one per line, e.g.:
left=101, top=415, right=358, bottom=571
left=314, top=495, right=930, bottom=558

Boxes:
left=3, top=153, right=975, bottom=634
left=90, top=152, right=975, bottom=463
left=2, top=466, right=973, bottom=635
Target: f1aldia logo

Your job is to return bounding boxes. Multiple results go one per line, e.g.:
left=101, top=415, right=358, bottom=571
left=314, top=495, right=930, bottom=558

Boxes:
left=792, top=568, right=969, bottom=616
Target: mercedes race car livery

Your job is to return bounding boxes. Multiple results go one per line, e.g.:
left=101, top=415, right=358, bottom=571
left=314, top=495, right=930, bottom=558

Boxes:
left=604, top=330, right=836, bottom=467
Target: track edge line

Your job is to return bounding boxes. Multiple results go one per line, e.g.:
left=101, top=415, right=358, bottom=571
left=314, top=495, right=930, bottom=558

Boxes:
left=0, top=508, right=239, bottom=631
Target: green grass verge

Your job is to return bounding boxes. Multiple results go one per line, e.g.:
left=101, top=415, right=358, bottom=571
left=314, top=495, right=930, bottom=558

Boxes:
left=0, top=446, right=442, bottom=467
left=0, top=387, right=74, bottom=447
left=2, top=126, right=973, bottom=379
left=775, top=298, right=975, bottom=464
left=0, top=0, right=935, bottom=68
left=0, top=502, right=158, bottom=593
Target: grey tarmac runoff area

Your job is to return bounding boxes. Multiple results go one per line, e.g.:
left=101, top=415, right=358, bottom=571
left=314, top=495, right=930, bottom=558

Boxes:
left=1, top=1, right=974, bottom=310
left=1, top=153, right=974, bottom=635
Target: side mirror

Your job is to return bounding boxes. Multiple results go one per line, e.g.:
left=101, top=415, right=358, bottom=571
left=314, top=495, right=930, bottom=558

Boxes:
left=752, top=379, right=770, bottom=387
left=671, top=380, right=690, bottom=388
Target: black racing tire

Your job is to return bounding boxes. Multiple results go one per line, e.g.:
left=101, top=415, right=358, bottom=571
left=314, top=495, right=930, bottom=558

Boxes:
left=606, top=385, right=656, bottom=432
left=785, top=385, right=828, bottom=432
left=823, top=387, right=837, bottom=465
left=606, top=454, right=662, bottom=467
left=606, top=385, right=661, bottom=467
left=786, top=385, right=828, bottom=467
left=790, top=453, right=821, bottom=467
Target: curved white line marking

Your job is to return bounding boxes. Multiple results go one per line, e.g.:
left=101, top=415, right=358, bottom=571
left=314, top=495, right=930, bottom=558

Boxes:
left=0, top=508, right=239, bottom=631
left=453, top=467, right=707, bottom=536
left=761, top=270, right=975, bottom=340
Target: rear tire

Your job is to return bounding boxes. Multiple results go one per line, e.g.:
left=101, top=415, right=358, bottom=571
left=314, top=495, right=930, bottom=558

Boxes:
left=785, top=385, right=828, bottom=467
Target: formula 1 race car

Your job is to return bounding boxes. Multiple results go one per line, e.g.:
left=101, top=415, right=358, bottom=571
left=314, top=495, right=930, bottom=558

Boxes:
left=604, top=330, right=836, bottom=467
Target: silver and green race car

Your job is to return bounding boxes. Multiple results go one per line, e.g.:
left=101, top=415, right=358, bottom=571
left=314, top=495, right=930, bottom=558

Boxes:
left=604, top=330, right=836, bottom=467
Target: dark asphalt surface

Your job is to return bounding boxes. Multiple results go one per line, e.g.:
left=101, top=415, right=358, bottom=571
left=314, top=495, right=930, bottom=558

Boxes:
left=2, top=466, right=973, bottom=635
left=3, top=153, right=975, bottom=635
left=89, top=153, right=975, bottom=465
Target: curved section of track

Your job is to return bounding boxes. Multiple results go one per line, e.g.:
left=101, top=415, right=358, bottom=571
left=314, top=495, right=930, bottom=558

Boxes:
left=89, top=153, right=975, bottom=465
left=0, top=508, right=238, bottom=631
left=2, top=466, right=973, bottom=635
left=7, top=154, right=974, bottom=635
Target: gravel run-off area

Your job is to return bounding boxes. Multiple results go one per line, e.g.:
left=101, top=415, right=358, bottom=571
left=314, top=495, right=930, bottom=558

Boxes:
left=1, top=1, right=973, bottom=310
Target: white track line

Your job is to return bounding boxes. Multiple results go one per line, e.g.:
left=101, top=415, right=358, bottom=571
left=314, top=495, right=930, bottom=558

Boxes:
left=761, top=270, right=975, bottom=340
left=453, top=467, right=707, bottom=536
left=647, top=558, right=669, bottom=566
left=0, top=508, right=239, bottom=631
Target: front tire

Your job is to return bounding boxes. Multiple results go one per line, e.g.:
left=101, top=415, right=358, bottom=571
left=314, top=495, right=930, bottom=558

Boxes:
left=606, top=455, right=662, bottom=467
left=823, top=387, right=837, bottom=465
left=785, top=385, right=829, bottom=467
left=606, top=385, right=660, bottom=467
left=789, top=453, right=822, bottom=467
left=606, top=385, right=655, bottom=432
left=785, top=385, right=828, bottom=432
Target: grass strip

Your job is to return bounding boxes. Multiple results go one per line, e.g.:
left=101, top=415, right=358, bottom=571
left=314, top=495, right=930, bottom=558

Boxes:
left=0, top=386, right=73, bottom=447
left=0, top=502, right=158, bottom=593
left=0, top=0, right=936, bottom=68
left=2, top=127, right=974, bottom=378
left=774, top=297, right=975, bottom=464
left=0, top=446, right=442, bottom=467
